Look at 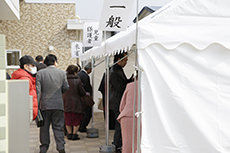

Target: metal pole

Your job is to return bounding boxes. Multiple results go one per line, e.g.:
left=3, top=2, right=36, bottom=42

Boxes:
left=91, top=58, right=95, bottom=128
left=135, top=0, right=142, bottom=153
left=99, top=31, right=115, bottom=152
left=87, top=57, right=98, bottom=138
left=86, top=40, right=98, bottom=138
left=137, top=70, right=142, bottom=153
left=105, top=55, right=110, bottom=145
left=132, top=71, right=137, bottom=153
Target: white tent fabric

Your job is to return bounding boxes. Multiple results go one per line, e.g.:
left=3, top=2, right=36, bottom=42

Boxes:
left=80, top=0, right=230, bottom=152
left=139, top=0, right=230, bottom=152
left=139, top=44, right=230, bottom=153
left=80, top=0, right=230, bottom=61
left=139, top=0, right=230, bottom=50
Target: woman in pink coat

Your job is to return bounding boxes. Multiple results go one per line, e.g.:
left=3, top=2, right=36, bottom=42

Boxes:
left=117, top=81, right=138, bottom=153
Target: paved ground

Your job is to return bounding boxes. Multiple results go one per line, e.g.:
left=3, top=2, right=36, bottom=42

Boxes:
left=29, top=112, right=114, bottom=153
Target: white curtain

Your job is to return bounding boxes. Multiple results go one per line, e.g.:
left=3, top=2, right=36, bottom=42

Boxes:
left=139, top=43, right=230, bottom=153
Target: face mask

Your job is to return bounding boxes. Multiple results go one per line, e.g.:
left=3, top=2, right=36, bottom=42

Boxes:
left=30, top=66, right=37, bottom=74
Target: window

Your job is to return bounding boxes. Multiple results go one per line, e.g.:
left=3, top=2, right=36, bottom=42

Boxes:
left=6, top=50, right=21, bottom=69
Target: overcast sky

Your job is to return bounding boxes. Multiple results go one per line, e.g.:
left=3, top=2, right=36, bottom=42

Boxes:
left=76, top=0, right=172, bottom=21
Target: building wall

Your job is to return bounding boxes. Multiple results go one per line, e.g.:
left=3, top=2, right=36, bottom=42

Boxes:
left=0, top=34, right=7, bottom=153
left=0, top=0, right=80, bottom=74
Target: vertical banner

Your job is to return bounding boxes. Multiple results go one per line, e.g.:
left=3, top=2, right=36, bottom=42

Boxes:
left=99, top=0, right=135, bottom=31
left=83, top=22, right=102, bottom=47
left=71, top=42, right=82, bottom=58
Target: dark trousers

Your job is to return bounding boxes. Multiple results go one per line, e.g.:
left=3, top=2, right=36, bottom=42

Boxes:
left=109, top=110, right=116, bottom=130
left=103, top=109, right=116, bottom=130
left=40, top=110, right=65, bottom=153
left=113, top=110, right=122, bottom=150
left=79, top=106, right=92, bottom=130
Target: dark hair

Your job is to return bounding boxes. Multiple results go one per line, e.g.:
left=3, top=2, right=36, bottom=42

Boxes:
left=84, top=62, right=92, bottom=71
left=19, top=55, right=37, bottom=69
left=44, top=54, right=57, bottom=66
left=113, top=52, right=127, bottom=63
left=35, top=55, right=43, bottom=62
left=66, top=65, right=78, bottom=75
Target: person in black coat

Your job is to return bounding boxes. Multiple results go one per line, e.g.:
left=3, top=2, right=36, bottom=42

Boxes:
left=98, top=71, right=116, bottom=130
left=109, top=52, right=133, bottom=153
left=78, top=62, right=92, bottom=132
left=35, top=55, right=47, bottom=71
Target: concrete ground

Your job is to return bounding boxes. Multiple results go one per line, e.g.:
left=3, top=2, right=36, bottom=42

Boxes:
left=29, top=112, right=114, bottom=153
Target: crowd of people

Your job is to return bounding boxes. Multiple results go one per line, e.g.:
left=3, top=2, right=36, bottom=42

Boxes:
left=7, top=52, right=138, bottom=153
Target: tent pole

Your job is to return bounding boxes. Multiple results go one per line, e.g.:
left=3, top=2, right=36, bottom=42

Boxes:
left=99, top=31, right=115, bottom=153
left=132, top=70, right=137, bottom=153
left=86, top=57, right=99, bottom=138
left=91, top=57, right=95, bottom=129
left=105, top=55, right=110, bottom=145
left=136, top=70, right=142, bottom=153
left=134, top=0, right=142, bottom=153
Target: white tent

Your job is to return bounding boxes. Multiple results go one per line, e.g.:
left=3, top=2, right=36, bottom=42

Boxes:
left=80, top=0, right=230, bottom=152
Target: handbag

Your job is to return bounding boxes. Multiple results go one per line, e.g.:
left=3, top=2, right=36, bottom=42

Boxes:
left=35, top=110, right=44, bottom=127
left=81, top=95, right=95, bottom=107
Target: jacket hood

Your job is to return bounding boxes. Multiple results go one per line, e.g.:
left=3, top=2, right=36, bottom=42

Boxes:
left=11, top=68, right=33, bottom=79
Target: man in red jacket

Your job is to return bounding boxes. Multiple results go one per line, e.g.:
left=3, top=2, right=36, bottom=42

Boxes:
left=11, top=55, right=38, bottom=120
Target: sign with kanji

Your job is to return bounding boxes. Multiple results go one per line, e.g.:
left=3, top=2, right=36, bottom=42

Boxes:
left=83, top=22, right=102, bottom=47
left=99, top=0, right=135, bottom=31
left=71, top=42, right=82, bottom=58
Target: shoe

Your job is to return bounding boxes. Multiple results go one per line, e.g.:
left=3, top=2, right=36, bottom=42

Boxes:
left=58, top=149, right=65, bottom=153
left=116, top=147, right=122, bottom=153
left=67, top=134, right=73, bottom=140
left=72, top=134, right=80, bottom=140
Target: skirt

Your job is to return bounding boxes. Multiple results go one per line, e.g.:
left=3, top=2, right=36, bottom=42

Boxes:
left=64, top=112, right=83, bottom=126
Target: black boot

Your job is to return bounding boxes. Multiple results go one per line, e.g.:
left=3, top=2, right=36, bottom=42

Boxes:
left=67, top=134, right=73, bottom=140
left=72, top=134, right=80, bottom=140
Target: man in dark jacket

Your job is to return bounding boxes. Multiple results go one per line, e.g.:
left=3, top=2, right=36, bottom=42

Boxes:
left=78, top=62, right=92, bottom=132
left=98, top=72, right=116, bottom=130
left=35, top=55, right=47, bottom=71
left=36, top=54, right=69, bottom=153
left=109, top=52, right=133, bottom=152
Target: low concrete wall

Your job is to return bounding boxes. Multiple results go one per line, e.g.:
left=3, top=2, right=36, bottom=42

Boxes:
left=7, top=80, right=30, bottom=153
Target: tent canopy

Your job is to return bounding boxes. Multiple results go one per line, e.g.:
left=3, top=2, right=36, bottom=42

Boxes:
left=80, top=0, right=230, bottom=153
left=80, top=0, right=230, bottom=61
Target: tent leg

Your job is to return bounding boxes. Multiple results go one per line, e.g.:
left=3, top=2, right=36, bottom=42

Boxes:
left=136, top=69, right=142, bottom=153
left=134, top=0, right=142, bottom=152
left=87, top=57, right=99, bottom=138
left=99, top=55, right=115, bottom=153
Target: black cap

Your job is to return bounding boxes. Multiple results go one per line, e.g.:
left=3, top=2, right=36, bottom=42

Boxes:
left=19, top=55, right=37, bottom=68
